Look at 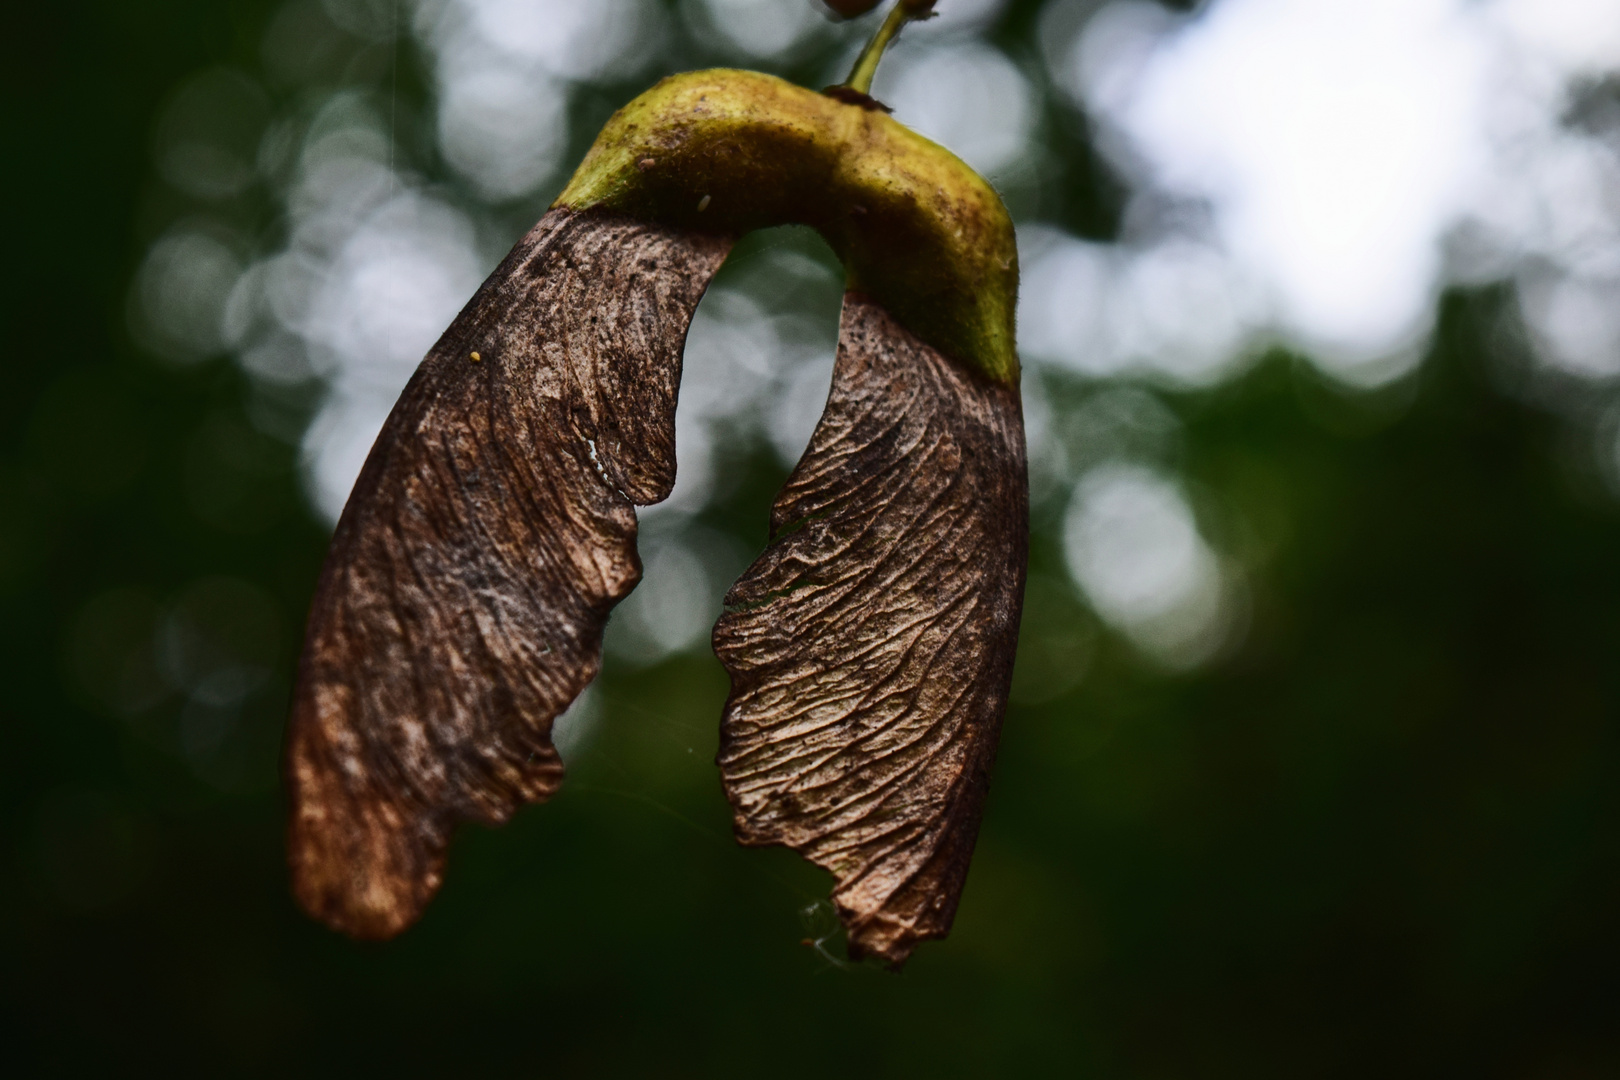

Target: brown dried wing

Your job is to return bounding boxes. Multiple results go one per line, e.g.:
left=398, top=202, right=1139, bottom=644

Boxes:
left=714, top=292, right=1028, bottom=967
left=286, top=207, right=732, bottom=939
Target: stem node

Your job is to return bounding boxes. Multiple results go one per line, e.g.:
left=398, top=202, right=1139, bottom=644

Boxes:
left=840, top=0, right=933, bottom=97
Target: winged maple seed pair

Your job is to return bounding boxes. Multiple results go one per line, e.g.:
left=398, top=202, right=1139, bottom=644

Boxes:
left=285, top=0, right=1028, bottom=968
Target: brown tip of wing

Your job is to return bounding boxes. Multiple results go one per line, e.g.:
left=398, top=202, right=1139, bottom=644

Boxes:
left=714, top=292, right=1029, bottom=967
left=286, top=208, right=731, bottom=938
left=287, top=722, right=453, bottom=940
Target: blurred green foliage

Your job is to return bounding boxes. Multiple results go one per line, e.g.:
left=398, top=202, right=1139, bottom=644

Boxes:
left=4, top=1, right=1620, bottom=1077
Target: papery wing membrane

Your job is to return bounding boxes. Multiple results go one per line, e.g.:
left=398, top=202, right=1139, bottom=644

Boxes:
left=714, top=292, right=1028, bottom=967
left=286, top=207, right=731, bottom=939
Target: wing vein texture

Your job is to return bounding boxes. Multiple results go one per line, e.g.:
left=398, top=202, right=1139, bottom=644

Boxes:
left=715, top=291, right=1027, bottom=967
left=287, top=207, right=731, bottom=940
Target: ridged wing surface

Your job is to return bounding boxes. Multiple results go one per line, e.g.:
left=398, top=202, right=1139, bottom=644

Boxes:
left=715, top=293, right=1028, bottom=967
left=286, top=208, right=731, bottom=939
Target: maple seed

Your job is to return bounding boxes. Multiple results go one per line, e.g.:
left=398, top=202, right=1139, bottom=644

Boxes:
left=285, top=2, right=1025, bottom=969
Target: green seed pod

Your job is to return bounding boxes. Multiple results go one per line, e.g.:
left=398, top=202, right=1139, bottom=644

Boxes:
left=287, top=22, right=1025, bottom=968
left=558, top=70, right=1017, bottom=385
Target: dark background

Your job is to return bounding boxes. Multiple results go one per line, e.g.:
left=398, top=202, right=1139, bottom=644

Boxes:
left=5, top=1, right=1620, bottom=1075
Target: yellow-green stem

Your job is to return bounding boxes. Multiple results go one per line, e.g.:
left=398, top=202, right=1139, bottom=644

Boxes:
left=841, top=1, right=913, bottom=96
